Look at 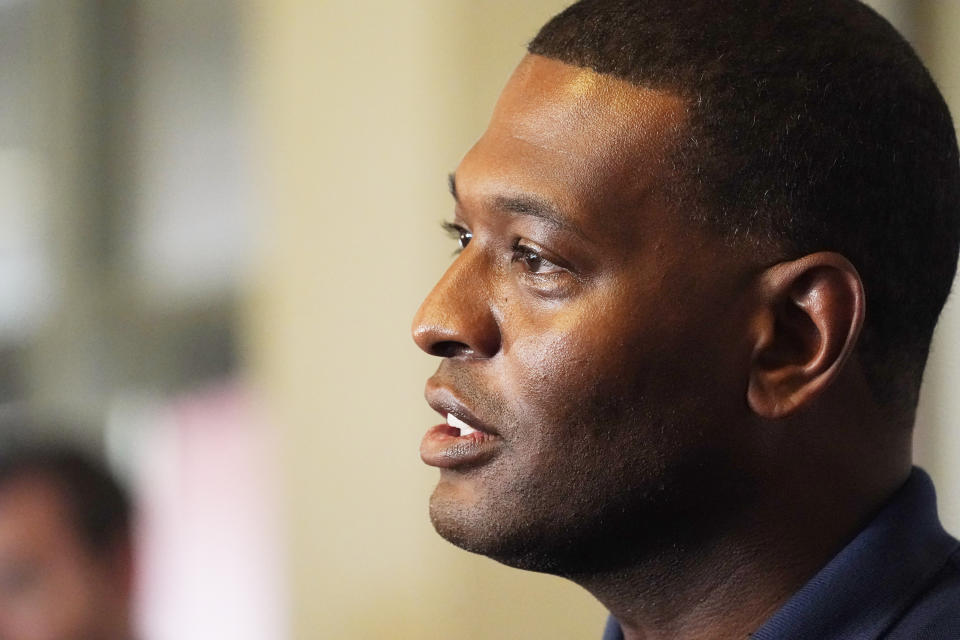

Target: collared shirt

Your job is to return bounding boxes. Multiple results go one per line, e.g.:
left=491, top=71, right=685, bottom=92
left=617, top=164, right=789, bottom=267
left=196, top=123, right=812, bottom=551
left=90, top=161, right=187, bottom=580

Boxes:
left=602, top=468, right=960, bottom=639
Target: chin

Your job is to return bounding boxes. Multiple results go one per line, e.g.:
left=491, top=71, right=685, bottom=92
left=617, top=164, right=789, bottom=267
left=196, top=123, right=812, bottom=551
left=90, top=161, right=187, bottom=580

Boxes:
left=428, top=496, right=565, bottom=574
left=426, top=452, right=751, bottom=579
left=427, top=481, right=648, bottom=577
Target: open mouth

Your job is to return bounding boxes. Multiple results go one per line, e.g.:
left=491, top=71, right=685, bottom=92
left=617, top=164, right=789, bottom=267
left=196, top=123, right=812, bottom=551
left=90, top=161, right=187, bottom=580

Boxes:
left=446, top=412, right=477, bottom=436
left=421, top=382, right=503, bottom=469
left=420, top=410, right=501, bottom=469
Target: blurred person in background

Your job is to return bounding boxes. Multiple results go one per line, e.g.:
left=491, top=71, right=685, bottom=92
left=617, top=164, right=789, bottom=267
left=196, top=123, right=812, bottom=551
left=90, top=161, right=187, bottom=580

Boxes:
left=413, top=1, right=960, bottom=638
left=0, top=444, right=135, bottom=640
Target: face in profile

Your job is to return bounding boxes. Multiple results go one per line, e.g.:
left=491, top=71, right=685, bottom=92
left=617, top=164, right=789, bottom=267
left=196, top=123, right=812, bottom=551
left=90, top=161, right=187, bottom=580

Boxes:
left=0, top=474, right=132, bottom=640
left=413, top=55, right=763, bottom=574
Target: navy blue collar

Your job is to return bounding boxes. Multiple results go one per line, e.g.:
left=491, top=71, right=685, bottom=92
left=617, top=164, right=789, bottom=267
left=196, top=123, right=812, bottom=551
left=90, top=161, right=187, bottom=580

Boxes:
left=602, top=468, right=959, bottom=640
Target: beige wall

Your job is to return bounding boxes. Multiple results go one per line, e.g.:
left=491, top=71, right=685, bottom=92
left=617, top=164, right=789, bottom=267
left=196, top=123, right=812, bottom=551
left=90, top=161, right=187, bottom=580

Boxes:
left=245, top=2, right=960, bottom=638
left=911, top=0, right=960, bottom=535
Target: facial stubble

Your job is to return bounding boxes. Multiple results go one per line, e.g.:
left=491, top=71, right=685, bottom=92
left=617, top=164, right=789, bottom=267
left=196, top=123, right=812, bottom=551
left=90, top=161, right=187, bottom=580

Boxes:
left=428, top=383, right=748, bottom=580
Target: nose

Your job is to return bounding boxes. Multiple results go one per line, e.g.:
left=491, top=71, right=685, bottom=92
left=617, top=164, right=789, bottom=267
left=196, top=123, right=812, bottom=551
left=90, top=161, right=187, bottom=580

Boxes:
left=412, top=250, right=501, bottom=359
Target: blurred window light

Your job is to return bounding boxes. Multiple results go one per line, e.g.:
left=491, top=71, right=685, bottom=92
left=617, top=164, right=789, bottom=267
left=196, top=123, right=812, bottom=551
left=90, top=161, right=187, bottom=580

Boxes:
left=129, top=0, right=255, bottom=308
left=0, top=149, right=54, bottom=341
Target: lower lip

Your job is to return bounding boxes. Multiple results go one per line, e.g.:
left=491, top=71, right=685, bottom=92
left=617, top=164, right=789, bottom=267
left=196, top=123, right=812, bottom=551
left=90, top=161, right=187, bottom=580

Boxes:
left=420, top=424, right=501, bottom=469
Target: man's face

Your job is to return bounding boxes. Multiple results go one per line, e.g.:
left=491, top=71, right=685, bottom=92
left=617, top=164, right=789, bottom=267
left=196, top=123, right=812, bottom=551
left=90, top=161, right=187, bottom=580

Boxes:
left=0, top=475, right=130, bottom=640
left=413, top=55, right=761, bottom=574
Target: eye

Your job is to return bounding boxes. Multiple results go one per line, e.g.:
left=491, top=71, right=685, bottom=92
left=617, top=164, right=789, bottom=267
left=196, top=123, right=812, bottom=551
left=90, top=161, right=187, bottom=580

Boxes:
left=512, top=242, right=563, bottom=274
left=442, top=221, right=472, bottom=252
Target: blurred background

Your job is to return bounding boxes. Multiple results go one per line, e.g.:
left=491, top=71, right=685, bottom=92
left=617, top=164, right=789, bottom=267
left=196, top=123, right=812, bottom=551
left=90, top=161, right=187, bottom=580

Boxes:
left=0, top=0, right=958, bottom=638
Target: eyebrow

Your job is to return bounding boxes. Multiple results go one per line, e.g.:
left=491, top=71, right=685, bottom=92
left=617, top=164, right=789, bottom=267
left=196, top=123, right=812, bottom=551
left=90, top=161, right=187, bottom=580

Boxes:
left=447, top=173, right=589, bottom=240
left=448, top=173, right=458, bottom=200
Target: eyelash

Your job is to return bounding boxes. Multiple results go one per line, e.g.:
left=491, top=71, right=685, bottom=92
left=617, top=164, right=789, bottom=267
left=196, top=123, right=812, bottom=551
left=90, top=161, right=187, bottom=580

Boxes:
left=510, top=239, right=560, bottom=274
left=442, top=221, right=472, bottom=253
left=441, top=221, right=562, bottom=275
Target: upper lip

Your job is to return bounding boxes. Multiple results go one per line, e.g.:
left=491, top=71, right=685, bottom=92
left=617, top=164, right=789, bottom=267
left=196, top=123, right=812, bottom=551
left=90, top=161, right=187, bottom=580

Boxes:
left=425, top=381, right=500, bottom=436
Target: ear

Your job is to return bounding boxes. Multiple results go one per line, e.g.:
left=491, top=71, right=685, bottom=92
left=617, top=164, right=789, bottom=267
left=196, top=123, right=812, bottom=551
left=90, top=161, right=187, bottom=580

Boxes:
left=747, top=252, right=865, bottom=419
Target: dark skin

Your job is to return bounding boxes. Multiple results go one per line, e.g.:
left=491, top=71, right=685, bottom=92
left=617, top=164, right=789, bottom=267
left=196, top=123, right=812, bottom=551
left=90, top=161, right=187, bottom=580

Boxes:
left=0, top=474, right=133, bottom=640
left=413, top=55, right=913, bottom=640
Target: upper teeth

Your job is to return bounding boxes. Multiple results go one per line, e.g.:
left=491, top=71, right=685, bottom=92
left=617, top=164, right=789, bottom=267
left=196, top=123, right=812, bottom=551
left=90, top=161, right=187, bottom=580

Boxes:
left=447, top=413, right=477, bottom=436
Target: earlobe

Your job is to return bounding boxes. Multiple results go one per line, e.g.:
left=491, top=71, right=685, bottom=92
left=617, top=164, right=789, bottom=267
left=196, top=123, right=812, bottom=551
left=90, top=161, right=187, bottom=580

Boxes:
left=747, top=252, right=865, bottom=419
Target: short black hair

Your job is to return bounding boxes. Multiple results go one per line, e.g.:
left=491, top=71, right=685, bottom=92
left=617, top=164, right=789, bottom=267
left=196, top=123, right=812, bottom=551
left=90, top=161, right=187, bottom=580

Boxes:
left=530, top=0, right=960, bottom=407
left=0, top=445, right=131, bottom=556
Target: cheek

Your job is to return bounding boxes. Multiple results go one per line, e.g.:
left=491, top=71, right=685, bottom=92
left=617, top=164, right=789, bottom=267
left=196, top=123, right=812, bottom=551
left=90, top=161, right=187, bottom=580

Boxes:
left=506, top=319, right=598, bottom=405
left=500, top=306, right=651, bottom=439
left=497, top=287, right=724, bottom=441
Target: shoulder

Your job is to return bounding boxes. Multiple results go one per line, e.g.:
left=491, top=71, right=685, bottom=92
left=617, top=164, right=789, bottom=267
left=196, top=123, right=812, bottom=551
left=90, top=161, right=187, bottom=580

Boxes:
left=885, top=546, right=960, bottom=639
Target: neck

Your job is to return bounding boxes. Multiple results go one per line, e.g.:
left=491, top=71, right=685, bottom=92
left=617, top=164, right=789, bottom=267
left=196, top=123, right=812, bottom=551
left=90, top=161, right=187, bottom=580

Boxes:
left=573, top=516, right=819, bottom=639
left=571, top=436, right=912, bottom=638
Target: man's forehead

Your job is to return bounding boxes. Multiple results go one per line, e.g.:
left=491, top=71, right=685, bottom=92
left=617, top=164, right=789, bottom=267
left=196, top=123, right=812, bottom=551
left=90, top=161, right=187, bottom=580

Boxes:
left=455, top=55, right=689, bottom=237
left=0, top=474, right=68, bottom=517
left=490, top=55, right=687, bottom=157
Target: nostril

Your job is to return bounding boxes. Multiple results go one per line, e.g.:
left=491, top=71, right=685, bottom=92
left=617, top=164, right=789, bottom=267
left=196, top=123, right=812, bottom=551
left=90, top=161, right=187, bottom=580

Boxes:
left=431, top=341, right=472, bottom=358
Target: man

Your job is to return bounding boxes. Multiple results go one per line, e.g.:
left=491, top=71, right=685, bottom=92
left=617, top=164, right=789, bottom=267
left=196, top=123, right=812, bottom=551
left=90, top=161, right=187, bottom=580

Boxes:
left=0, top=444, right=135, bottom=640
left=412, top=0, right=960, bottom=638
